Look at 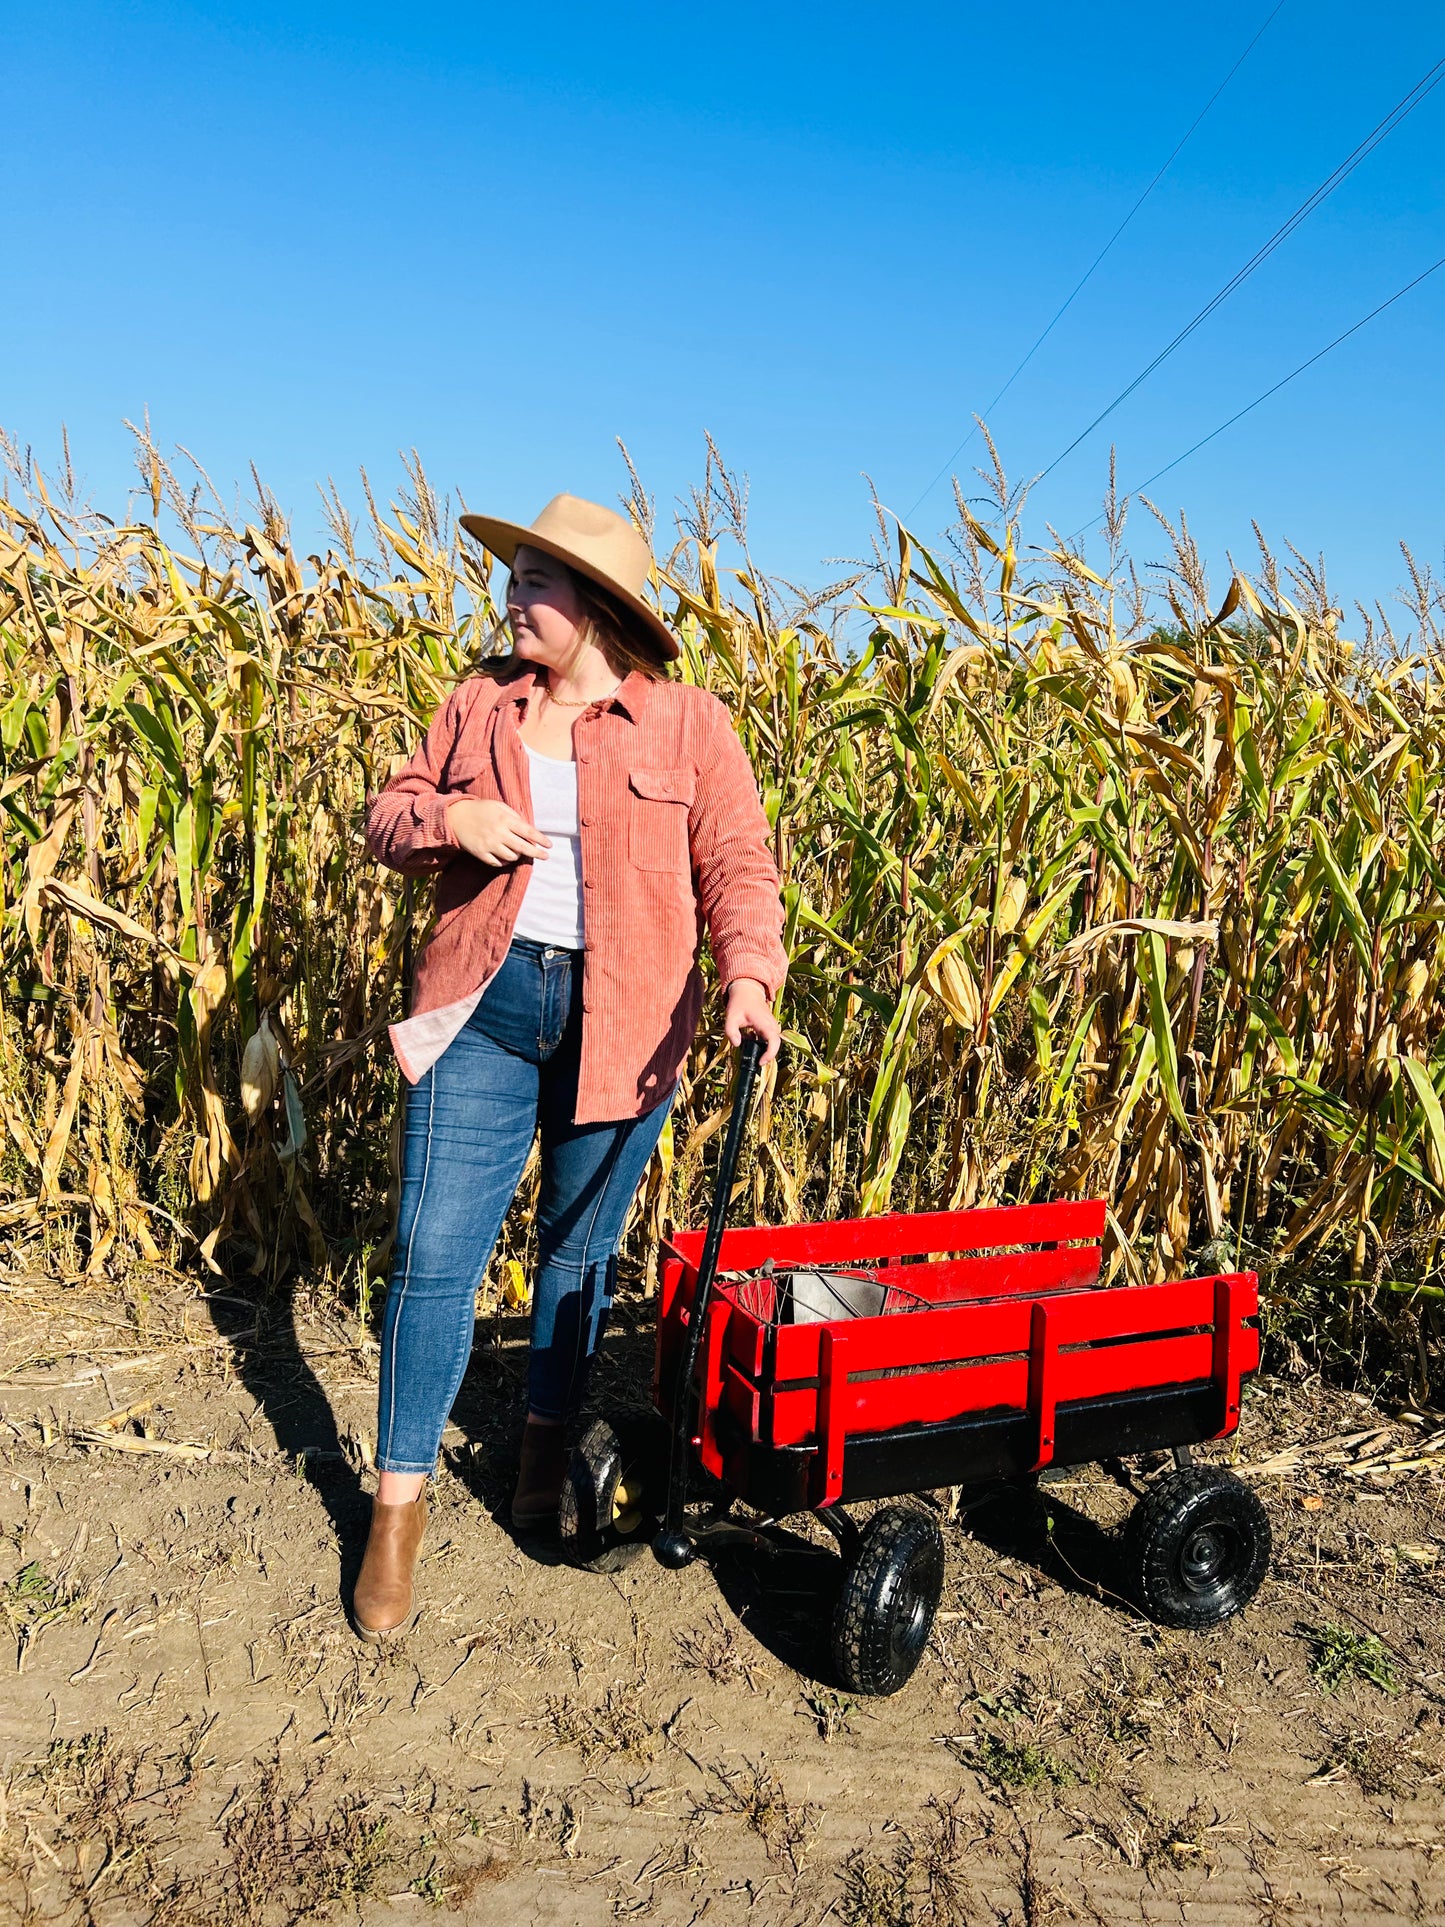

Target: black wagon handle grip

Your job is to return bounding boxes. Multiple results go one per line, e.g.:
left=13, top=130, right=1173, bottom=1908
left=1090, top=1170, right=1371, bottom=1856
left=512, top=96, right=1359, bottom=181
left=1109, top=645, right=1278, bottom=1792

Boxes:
left=656, top=1029, right=766, bottom=1559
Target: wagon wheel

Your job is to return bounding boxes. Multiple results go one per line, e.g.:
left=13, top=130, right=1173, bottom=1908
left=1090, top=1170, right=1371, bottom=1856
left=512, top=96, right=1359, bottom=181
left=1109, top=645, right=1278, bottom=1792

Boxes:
left=1122, top=1465, right=1271, bottom=1630
left=559, top=1412, right=666, bottom=1572
left=830, top=1504, right=945, bottom=1697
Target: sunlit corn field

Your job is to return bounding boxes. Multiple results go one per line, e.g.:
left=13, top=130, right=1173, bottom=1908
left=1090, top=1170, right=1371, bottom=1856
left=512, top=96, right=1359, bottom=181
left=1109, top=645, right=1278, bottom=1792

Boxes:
left=2, top=433, right=1443, bottom=1391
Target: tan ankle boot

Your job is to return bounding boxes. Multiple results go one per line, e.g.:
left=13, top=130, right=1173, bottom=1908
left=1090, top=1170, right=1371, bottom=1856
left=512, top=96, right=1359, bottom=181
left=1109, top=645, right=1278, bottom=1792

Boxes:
left=352, top=1493, right=427, bottom=1640
left=511, top=1420, right=569, bottom=1532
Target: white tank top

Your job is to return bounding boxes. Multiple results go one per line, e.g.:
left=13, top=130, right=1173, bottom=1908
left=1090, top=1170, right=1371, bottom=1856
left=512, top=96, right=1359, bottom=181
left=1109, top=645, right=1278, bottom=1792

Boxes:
left=513, top=744, right=585, bottom=949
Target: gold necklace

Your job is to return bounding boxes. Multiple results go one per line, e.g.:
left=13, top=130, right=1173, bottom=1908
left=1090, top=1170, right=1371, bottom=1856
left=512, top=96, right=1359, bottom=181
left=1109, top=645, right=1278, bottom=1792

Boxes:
left=541, top=680, right=621, bottom=709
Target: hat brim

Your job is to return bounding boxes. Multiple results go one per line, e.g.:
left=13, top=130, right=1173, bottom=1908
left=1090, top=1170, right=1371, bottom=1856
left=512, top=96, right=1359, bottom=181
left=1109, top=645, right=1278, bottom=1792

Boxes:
left=459, top=512, right=679, bottom=662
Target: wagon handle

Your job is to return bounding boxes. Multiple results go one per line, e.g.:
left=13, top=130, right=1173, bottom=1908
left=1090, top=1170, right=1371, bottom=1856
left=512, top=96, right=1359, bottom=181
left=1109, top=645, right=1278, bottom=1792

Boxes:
left=654, top=1030, right=765, bottom=1566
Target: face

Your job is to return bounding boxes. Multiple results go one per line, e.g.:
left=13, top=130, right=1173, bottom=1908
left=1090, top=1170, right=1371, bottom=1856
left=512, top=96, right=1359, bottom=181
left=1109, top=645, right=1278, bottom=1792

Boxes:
left=506, top=545, right=595, bottom=674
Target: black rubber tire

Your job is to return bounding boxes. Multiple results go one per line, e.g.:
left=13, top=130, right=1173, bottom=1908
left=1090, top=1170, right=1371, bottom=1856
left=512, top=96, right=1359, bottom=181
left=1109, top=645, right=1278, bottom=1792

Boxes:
left=1122, top=1465, right=1271, bottom=1629
left=558, top=1412, right=665, bottom=1572
left=830, top=1504, right=945, bottom=1697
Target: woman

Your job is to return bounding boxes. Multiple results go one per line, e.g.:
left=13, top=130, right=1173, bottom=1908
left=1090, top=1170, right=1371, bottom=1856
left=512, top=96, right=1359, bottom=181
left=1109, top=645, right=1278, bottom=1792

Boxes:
left=355, top=492, right=786, bottom=1639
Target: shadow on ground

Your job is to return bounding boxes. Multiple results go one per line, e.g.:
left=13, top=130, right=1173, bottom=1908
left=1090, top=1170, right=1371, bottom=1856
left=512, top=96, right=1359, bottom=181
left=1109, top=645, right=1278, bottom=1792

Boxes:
left=203, top=1281, right=672, bottom=1591
left=961, top=1474, right=1136, bottom=1614
left=203, top=1282, right=1140, bottom=1666
left=202, top=1286, right=369, bottom=1599
left=708, top=1532, right=843, bottom=1682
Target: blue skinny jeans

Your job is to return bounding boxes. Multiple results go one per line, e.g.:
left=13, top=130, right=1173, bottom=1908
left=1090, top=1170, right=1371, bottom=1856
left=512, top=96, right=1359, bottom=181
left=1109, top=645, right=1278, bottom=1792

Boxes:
left=375, top=937, right=673, bottom=1475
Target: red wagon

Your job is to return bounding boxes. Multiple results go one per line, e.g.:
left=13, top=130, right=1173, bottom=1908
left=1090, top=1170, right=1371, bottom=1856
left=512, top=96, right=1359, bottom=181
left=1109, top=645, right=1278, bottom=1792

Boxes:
left=559, top=1039, right=1272, bottom=1694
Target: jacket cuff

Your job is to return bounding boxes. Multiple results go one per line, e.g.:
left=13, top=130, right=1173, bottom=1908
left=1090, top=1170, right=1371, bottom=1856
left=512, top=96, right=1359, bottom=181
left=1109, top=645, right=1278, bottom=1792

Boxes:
left=421, top=793, right=462, bottom=851
left=715, top=949, right=786, bottom=1001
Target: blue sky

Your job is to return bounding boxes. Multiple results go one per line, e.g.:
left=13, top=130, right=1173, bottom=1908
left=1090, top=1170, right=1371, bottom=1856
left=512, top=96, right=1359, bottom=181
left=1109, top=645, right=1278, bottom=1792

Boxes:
left=4, top=2, right=1442, bottom=623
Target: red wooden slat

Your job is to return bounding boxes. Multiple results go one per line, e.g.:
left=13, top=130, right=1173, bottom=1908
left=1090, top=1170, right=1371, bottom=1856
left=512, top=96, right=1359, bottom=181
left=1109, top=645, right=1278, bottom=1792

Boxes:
left=834, top=1361, right=1034, bottom=1436
left=721, top=1360, right=762, bottom=1442
left=762, top=1324, right=1259, bottom=1448
left=766, top=1383, right=826, bottom=1446
left=814, top=1328, right=849, bottom=1506
left=697, top=1299, right=730, bottom=1477
left=1212, top=1275, right=1252, bottom=1436
left=1235, top=1323, right=1261, bottom=1384
left=768, top=1321, right=818, bottom=1381
left=765, top=1360, right=1032, bottom=1444
left=1053, top=1333, right=1216, bottom=1406
left=664, top=1198, right=1106, bottom=1273
left=653, top=1257, right=688, bottom=1406
left=723, top=1273, right=1258, bottom=1382
left=873, top=1245, right=1103, bottom=1305
left=833, top=1333, right=1238, bottom=1439
left=1048, top=1272, right=1257, bottom=1346
left=712, top=1246, right=1099, bottom=1324
left=658, top=1253, right=685, bottom=1320
left=771, top=1297, right=1035, bottom=1379
left=722, top=1303, right=767, bottom=1376
left=1046, top=1276, right=1215, bottom=1344
left=1028, top=1301, right=1058, bottom=1469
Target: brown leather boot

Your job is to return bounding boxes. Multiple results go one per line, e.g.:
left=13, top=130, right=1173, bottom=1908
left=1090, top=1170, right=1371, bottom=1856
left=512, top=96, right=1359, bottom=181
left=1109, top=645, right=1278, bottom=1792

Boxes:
left=511, top=1419, right=569, bottom=1532
left=352, top=1493, right=427, bottom=1640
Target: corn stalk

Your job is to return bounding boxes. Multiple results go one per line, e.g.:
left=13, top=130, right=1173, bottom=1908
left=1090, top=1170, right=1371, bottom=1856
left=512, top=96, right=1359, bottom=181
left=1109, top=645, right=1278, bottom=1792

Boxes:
left=1, top=439, right=1442, bottom=1389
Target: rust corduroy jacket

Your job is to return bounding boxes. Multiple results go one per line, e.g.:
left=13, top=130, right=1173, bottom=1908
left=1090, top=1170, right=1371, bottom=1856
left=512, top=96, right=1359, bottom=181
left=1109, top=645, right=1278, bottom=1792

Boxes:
left=363, top=665, right=787, bottom=1123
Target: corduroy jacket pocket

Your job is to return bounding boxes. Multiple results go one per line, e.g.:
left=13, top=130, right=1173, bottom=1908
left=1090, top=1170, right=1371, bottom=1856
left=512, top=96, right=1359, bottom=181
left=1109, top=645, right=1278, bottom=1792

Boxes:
left=442, top=749, right=499, bottom=798
left=627, top=767, right=695, bottom=872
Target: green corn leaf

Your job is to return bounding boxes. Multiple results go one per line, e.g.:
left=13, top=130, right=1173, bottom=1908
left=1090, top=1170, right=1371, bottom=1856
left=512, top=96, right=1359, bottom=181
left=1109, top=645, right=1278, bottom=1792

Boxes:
left=1397, top=1055, right=1445, bottom=1189
left=173, top=793, right=195, bottom=931
left=1309, top=821, right=1373, bottom=970
left=1142, top=929, right=1189, bottom=1134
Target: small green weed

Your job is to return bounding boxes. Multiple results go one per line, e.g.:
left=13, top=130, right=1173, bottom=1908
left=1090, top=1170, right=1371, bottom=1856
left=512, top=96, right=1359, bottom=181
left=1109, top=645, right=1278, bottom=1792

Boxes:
left=1309, top=1625, right=1400, bottom=1696
left=1345, top=1731, right=1414, bottom=1798
left=971, top=1733, right=1074, bottom=1791
left=538, top=1689, right=655, bottom=1769
left=3, top=1561, right=72, bottom=1621
left=839, top=1851, right=912, bottom=1926
left=704, top=1759, right=818, bottom=1873
left=837, top=1794, right=975, bottom=1926
left=3, top=1562, right=87, bottom=1667
left=802, top=1688, right=855, bottom=1742
left=411, top=1866, right=446, bottom=1903
left=37, top=1731, right=112, bottom=1790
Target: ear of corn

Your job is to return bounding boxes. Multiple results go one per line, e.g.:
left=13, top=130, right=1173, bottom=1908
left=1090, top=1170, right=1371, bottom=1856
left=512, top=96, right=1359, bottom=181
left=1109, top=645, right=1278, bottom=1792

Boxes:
left=1, top=436, right=1441, bottom=1386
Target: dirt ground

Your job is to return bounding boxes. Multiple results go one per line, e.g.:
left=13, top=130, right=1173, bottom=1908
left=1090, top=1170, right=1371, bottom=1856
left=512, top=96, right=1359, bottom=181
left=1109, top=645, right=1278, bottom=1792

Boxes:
left=1, top=1267, right=1443, bottom=1927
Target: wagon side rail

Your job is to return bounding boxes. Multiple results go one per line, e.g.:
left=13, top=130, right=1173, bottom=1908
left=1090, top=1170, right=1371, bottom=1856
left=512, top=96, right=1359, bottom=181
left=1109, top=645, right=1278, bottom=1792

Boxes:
left=705, top=1269, right=1260, bottom=1508
left=653, top=1198, right=1109, bottom=1406
left=660, top=1197, right=1107, bottom=1301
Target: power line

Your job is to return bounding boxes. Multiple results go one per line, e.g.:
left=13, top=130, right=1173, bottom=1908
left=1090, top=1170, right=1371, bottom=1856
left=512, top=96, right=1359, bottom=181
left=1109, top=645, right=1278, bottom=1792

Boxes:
left=905, top=0, right=1290, bottom=520
left=1036, top=52, right=1445, bottom=483
left=1067, top=251, right=1445, bottom=542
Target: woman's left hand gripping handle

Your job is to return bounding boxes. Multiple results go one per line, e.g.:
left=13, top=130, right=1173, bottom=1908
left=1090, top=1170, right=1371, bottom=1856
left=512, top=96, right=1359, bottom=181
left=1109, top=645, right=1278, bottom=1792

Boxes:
left=724, top=978, right=781, bottom=1064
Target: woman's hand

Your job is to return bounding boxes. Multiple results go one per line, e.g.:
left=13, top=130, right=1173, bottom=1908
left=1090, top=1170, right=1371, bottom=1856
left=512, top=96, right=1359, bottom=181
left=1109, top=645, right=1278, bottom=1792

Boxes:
left=445, top=797, right=551, bottom=867
left=724, top=978, right=782, bottom=1064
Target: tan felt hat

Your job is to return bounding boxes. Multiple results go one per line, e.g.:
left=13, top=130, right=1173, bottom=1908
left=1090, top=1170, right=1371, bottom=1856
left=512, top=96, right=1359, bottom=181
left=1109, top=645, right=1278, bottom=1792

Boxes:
left=460, top=492, right=678, bottom=662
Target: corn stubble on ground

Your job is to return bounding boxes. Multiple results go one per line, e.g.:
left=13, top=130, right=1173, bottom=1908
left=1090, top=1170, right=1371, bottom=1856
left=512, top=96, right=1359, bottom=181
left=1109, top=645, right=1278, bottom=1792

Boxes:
left=1, top=1280, right=1443, bottom=1925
